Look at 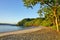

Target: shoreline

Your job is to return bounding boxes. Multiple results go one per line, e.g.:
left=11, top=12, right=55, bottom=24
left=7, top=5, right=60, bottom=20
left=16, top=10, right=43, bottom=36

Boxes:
left=0, top=26, right=46, bottom=37
left=0, top=27, right=60, bottom=40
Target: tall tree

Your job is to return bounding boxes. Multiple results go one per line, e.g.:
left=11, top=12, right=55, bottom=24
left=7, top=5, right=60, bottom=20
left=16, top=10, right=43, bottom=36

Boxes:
left=23, top=0, right=60, bottom=31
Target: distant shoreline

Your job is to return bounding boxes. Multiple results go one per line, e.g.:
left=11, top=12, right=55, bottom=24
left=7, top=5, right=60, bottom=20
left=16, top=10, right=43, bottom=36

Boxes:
left=0, top=23, right=16, bottom=26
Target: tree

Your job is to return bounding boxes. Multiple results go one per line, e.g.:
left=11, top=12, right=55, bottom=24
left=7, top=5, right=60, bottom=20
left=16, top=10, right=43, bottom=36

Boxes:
left=17, top=18, right=35, bottom=26
left=17, top=18, right=33, bottom=26
left=23, top=0, right=60, bottom=31
left=24, top=21, right=33, bottom=27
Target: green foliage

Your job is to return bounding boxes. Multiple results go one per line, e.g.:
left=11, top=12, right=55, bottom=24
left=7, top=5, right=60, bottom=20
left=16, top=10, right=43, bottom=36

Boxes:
left=51, top=25, right=57, bottom=30
left=17, top=18, right=52, bottom=27
left=24, top=21, right=33, bottom=27
left=17, top=18, right=34, bottom=26
left=23, top=0, right=60, bottom=31
left=41, top=20, right=52, bottom=27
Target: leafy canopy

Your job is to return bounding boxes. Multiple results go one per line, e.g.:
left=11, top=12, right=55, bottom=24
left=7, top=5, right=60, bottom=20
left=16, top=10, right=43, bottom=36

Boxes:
left=23, top=0, right=60, bottom=17
left=23, top=0, right=60, bottom=31
left=23, top=0, right=60, bottom=7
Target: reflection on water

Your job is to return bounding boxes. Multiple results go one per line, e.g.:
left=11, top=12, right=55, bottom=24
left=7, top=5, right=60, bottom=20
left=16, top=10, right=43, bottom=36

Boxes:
left=0, top=25, right=23, bottom=32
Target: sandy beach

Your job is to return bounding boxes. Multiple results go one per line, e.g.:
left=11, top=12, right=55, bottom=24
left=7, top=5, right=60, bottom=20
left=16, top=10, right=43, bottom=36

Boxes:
left=0, top=27, right=60, bottom=40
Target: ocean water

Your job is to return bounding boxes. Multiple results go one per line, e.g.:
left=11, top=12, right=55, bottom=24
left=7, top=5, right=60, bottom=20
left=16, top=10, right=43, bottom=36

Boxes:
left=0, top=25, right=23, bottom=32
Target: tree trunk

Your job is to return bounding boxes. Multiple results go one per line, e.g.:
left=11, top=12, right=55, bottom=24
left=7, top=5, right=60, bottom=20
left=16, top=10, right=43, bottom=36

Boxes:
left=53, top=8, right=59, bottom=31
left=55, top=16, right=59, bottom=31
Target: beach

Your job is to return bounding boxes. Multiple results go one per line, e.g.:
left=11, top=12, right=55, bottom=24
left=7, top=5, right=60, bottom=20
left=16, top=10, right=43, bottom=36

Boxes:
left=0, top=27, right=60, bottom=40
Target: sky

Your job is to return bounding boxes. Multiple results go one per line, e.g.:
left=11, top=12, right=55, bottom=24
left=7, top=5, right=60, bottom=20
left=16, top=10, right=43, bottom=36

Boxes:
left=0, top=0, right=40, bottom=24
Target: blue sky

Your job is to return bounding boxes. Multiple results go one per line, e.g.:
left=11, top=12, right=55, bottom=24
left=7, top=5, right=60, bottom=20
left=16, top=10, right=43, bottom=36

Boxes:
left=0, top=0, right=40, bottom=24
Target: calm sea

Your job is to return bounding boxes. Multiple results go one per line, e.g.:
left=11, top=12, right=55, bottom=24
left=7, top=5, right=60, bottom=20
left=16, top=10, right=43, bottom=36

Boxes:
left=0, top=25, right=23, bottom=32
